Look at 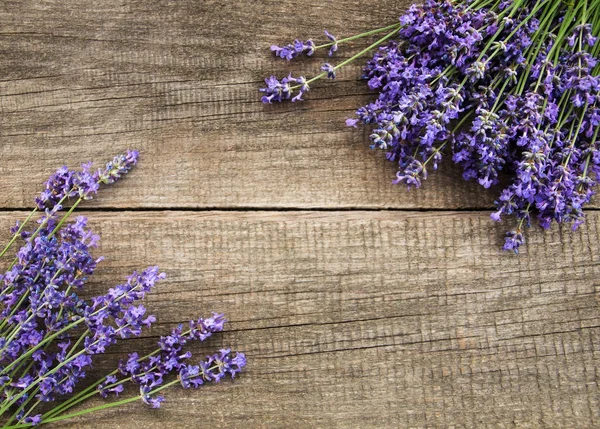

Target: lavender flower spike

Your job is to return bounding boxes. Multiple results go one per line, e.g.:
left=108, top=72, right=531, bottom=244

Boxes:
left=271, top=39, right=315, bottom=60
left=95, top=149, right=139, bottom=184
left=35, top=163, right=98, bottom=209
left=260, top=74, right=309, bottom=104
left=35, top=150, right=139, bottom=209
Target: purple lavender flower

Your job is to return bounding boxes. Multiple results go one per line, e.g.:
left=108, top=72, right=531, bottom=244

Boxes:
left=95, top=150, right=139, bottom=185
left=24, top=414, right=42, bottom=426
left=35, top=163, right=97, bottom=210
left=271, top=39, right=316, bottom=60
left=269, top=29, right=342, bottom=60
left=35, top=151, right=138, bottom=210
left=321, top=63, right=336, bottom=79
left=324, top=30, right=338, bottom=56
left=503, top=230, right=525, bottom=253
left=260, top=74, right=309, bottom=103
left=141, top=385, right=164, bottom=408
left=98, top=313, right=244, bottom=409
left=97, top=375, right=125, bottom=398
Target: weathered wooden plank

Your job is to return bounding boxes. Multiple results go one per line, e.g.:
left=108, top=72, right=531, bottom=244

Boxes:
left=1, top=0, right=511, bottom=210
left=0, top=210, right=597, bottom=428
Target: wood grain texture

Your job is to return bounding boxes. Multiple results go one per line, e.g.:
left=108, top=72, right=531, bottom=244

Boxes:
left=1, top=0, right=504, bottom=209
left=2, top=0, right=600, bottom=428
left=1, top=210, right=598, bottom=428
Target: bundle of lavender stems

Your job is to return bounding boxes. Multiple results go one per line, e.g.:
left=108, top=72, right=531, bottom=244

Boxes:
left=261, top=0, right=600, bottom=252
left=0, top=152, right=245, bottom=427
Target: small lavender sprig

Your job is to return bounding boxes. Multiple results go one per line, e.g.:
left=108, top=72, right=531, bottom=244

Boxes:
left=269, top=23, right=401, bottom=61
left=261, top=26, right=400, bottom=103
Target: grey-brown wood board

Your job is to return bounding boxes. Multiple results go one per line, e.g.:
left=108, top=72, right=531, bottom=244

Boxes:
left=1, top=1, right=599, bottom=427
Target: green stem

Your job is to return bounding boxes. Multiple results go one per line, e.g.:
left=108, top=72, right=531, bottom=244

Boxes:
left=466, top=0, right=500, bottom=11
left=50, top=198, right=82, bottom=236
left=423, top=142, right=447, bottom=167
left=0, top=209, right=37, bottom=260
left=0, top=380, right=178, bottom=429
left=294, top=27, right=400, bottom=89
left=560, top=104, right=590, bottom=175
left=549, top=1, right=584, bottom=63
left=314, top=23, right=401, bottom=50
left=19, top=399, right=42, bottom=422
left=44, top=361, right=165, bottom=422
left=43, top=377, right=132, bottom=421
left=491, top=79, right=511, bottom=112
left=516, top=203, right=532, bottom=232
left=25, top=362, right=223, bottom=429
left=577, top=127, right=600, bottom=191
left=452, top=111, right=475, bottom=133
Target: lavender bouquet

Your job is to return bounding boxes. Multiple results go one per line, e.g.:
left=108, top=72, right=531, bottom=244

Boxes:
left=0, top=152, right=246, bottom=427
left=262, top=0, right=600, bottom=252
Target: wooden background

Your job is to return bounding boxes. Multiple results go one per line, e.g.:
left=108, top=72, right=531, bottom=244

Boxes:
left=1, top=0, right=599, bottom=427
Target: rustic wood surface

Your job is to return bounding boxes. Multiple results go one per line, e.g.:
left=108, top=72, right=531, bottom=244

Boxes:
left=0, top=0, right=599, bottom=428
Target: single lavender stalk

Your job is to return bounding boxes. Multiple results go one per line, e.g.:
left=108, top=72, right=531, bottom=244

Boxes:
left=269, top=23, right=400, bottom=61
